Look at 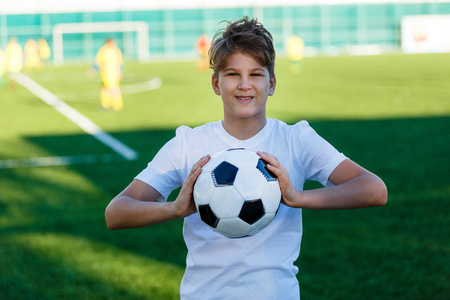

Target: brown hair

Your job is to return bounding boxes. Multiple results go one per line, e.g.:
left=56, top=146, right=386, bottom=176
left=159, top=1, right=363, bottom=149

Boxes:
left=209, top=16, right=276, bottom=77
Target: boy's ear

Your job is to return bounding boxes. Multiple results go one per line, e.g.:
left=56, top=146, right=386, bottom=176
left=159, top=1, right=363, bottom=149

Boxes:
left=211, top=74, right=221, bottom=95
left=268, top=74, right=276, bottom=96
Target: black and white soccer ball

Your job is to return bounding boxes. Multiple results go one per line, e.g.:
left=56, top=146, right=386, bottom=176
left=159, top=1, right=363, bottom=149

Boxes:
left=193, top=148, right=281, bottom=238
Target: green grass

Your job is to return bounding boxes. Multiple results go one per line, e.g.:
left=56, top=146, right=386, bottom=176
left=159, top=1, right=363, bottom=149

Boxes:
left=0, top=53, right=449, bottom=299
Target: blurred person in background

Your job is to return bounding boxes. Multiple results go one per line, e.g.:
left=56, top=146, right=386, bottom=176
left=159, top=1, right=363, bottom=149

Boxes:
left=88, top=38, right=124, bottom=111
left=38, top=37, right=51, bottom=69
left=0, top=46, right=6, bottom=89
left=195, top=34, right=211, bottom=72
left=24, top=38, right=41, bottom=72
left=5, top=37, right=23, bottom=90
left=285, top=35, right=305, bottom=74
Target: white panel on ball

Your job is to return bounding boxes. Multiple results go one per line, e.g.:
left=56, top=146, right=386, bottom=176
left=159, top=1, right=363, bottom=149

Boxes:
left=261, top=181, right=282, bottom=213
left=234, top=168, right=266, bottom=200
left=193, top=173, right=216, bottom=205
left=249, top=213, right=276, bottom=235
left=210, top=187, right=244, bottom=219
left=216, top=217, right=252, bottom=238
left=226, top=149, right=260, bottom=169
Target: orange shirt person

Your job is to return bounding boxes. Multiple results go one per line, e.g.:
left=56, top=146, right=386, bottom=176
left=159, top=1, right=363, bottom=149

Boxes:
left=89, top=39, right=124, bottom=111
left=195, top=34, right=211, bottom=72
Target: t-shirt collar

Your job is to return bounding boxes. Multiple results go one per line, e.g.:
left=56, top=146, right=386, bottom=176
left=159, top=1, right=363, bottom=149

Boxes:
left=214, top=118, right=273, bottom=149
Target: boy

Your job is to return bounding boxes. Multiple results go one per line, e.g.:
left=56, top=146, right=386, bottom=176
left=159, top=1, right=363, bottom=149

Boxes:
left=105, top=17, right=387, bottom=299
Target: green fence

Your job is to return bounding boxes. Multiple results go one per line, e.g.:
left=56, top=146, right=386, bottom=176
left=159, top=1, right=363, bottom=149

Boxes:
left=1, top=2, right=449, bottom=62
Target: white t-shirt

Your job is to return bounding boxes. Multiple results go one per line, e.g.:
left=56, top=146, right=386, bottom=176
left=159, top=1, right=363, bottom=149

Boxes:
left=136, top=118, right=347, bottom=300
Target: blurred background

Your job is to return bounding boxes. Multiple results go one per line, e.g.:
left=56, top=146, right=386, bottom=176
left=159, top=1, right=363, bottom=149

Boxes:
left=2, top=0, right=450, bottom=63
left=0, top=1, right=449, bottom=299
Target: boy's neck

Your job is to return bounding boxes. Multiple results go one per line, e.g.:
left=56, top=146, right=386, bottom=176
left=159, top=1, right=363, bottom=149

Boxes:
left=222, top=117, right=267, bottom=140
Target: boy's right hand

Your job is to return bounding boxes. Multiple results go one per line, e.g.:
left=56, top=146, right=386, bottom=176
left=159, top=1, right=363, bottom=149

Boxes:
left=172, top=155, right=211, bottom=219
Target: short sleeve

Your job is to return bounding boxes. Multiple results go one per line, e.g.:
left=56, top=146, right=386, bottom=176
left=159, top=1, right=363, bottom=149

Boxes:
left=135, top=126, right=189, bottom=201
left=294, top=121, right=347, bottom=187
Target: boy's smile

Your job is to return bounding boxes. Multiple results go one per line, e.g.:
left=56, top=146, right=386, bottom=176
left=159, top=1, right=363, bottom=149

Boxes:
left=212, top=52, right=276, bottom=126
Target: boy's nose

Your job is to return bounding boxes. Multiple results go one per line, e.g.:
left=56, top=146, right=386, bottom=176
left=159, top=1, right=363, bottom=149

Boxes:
left=238, top=77, right=251, bottom=90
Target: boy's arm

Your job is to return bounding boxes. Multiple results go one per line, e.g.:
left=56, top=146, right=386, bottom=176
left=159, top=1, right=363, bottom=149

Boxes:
left=105, top=155, right=210, bottom=230
left=258, top=152, right=387, bottom=209
left=105, top=179, right=176, bottom=230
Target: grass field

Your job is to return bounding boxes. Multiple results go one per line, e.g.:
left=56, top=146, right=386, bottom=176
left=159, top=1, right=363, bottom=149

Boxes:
left=0, top=53, right=449, bottom=299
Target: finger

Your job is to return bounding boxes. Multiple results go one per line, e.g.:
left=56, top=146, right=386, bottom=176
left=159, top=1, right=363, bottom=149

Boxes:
left=199, top=154, right=211, bottom=167
left=187, top=155, right=210, bottom=178
left=194, top=155, right=211, bottom=170
left=191, top=156, right=209, bottom=179
left=184, top=166, right=202, bottom=187
left=265, top=163, right=284, bottom=178
left=257, top=151, right=279, bottom=166
left=190, top=166, right=202, bottom=181
left=266, top=163, right=292, bottom=188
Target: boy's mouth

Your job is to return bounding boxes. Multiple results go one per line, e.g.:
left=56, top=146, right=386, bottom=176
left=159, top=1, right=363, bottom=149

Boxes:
left=235, top=96, right=254, bottom=103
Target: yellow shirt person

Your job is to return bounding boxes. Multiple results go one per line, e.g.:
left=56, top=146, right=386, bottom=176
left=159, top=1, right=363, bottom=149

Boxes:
left=38, top=38, right=51, bottom=69
left=38, top=38, right=51, bottom=61
left=0, top=47, right=6, bottom=88
left=5, top=37, right=23, bottom=90
left=285, top=35, right=305, bottom=74
left=90, top=38, right=124, bottom=111
left=6, top=37, right=23, bottom=73
left=24, top=38, right=41, bottom=72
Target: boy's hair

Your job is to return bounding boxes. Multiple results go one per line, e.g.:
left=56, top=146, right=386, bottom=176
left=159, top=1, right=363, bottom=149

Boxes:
left=209, top=16, right=276, bottom=77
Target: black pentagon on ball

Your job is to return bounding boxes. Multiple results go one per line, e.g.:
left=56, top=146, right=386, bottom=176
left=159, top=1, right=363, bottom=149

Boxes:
left=198, top=205, right=219, bottom=228
left=256, top=159, right=278, bottom=181
left=212, top=161, right=239, bottom=186
left=239, top=199, right=265, bottom=224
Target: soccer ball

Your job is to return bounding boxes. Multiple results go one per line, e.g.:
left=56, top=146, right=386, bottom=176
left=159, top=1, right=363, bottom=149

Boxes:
left=193, top=148, right=281, bottom=238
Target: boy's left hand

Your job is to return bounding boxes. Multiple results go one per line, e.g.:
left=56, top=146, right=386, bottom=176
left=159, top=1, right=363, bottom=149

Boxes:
left=257, top=151, right=299, bottom=207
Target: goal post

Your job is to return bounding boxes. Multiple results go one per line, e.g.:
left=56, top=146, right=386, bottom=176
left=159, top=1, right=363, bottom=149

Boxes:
left=52, top=21, right=150, bottom=65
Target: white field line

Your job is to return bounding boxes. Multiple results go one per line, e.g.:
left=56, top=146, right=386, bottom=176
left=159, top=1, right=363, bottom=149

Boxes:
left=0, top=154, right=124, bottom=169
left=11, top=73, right=138, bottom=161
left=121, top=77, right=163, bottom=95
left=57, top=77, right=163, bottom=101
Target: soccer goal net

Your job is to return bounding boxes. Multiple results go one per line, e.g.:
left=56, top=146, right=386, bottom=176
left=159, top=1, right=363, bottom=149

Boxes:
left=52, top=21, right=150, bottom=65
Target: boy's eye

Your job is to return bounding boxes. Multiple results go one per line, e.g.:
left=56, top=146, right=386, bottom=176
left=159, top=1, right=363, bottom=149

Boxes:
left=224, top=72, right=264, bottom=77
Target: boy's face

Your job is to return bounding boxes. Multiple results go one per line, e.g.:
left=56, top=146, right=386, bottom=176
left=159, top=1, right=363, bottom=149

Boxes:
left=212, top=52, right=276, bottom=123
